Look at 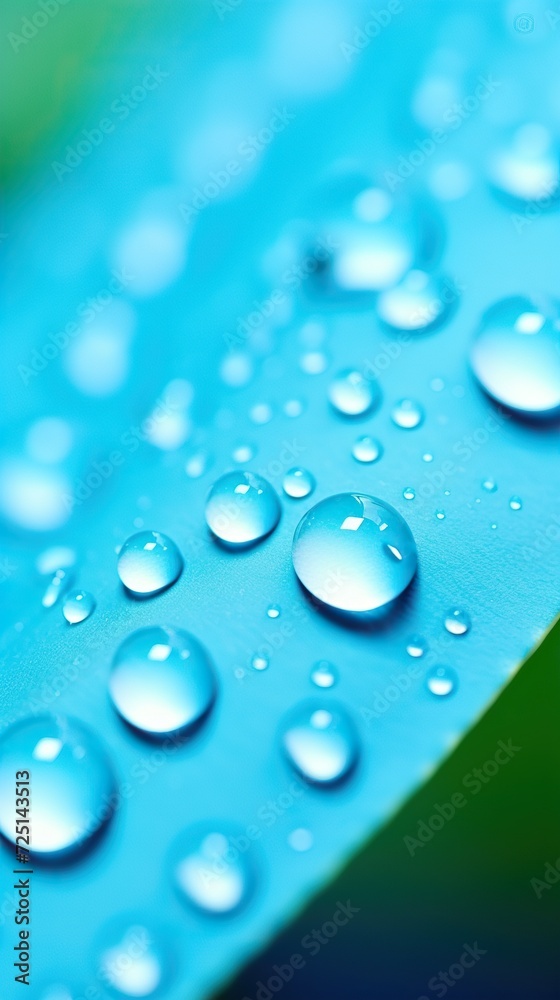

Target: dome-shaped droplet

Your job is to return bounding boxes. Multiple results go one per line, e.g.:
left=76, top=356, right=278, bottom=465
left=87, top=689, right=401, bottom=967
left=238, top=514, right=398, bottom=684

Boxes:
left=62, top=589, right=96, bottom=624
left=109, top=626, right=216, bottom=737
left=117, top=531, right=183, bottom=596
left=0, top=714, right=115, bottom=857
left=266, top=604, right=281, bottom=619
left=377, top=270, right=457, bottom=333
left=406, top=635, right=426, bottom=658
left=469, top=296, right=560, bottom=417
left=288, top=828, right=314, bottom=852
left=426, top=665, right=457, bottom=697
left=282, top=467, right=315, bottom=499
left=281, top=702, right=359, bottom=785
left=328, top=369, right=380, bottom=417
left=509, top=495, right=522, bottom=511
left=205, top=471, right=281, bottom=546
left=97, top=920, right=170, bottom=997
left=488, top=124, right=560, bottom=206
left=403, top=486, right=416, bottom=501
left=352, top=435, right=382, bottom=464
left=482, top=478, right=497, bottom=493
left=310, top=660, right=338, bottom=688
left=172, top=825, right=255, bottom=915
left=391, top=398, right=424, bottom=429
left=292, top=493, right=417, bottom=613
left=251, top=654, right=269, bottom=672
left=444, top=608, right=471, bottom=636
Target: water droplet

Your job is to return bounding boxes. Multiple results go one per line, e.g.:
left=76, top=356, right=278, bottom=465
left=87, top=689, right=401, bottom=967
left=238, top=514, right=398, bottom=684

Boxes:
left=310, top=660, right=338, bottom=688
left=292, top=493, right=417, bottom=613
left=426, top=665, right=457, bottom=697
left=249, top=403, right=273, bottom=425
left=98, top=920, right=169, bottom=997
left=403, top=486, right=416, bottom=500
left=300, top=350, right=328, bottom=375
left=435, top=510, right=446, bottom=520
left=391, top=398, right=424, bottom=429
left=172, top=825, right=255, bottom=914
left=422, top=452, right=433, bottom=463
left=491, top=522, right=498, bottom=530
left=328, top=369, right=380, bottom=417
left=266, top=604, right=281, bottom=619
left=42, top=567, right=75, bottom=609
left=377, top=270, right=457, bottom=333
left=488, top=124, right=560, bottom=206
left=205, top=472, right=281, bottom=547
left=406, top=635, right=426, bottom=658
left=62, top=590, right=96, bottom=624
left=470, top=296, right=560, bottom=417
left=36, top=546, right=76, bottom=575
left=282, top=467, right=315, bottom=499
left=352, top=435, right=382, bottom=464
left=117, top=531, right=183, bottom=597
left=288, top=828, right=314, bottom=852
left=509, top=495, right=522, bottom=510
left=232, top=444, right=255, bottom=464
left=482, top=478, right=497, bottom=493
left=431, top=377, right=445, bottom=392
left=281, top=702, right=359, bottom=785
left=284, top=399, right=304, bottom=417
left=0, top=714, right=115, bottom=857
left=251, top=654, right=269, bottom=672
left=444, top=608, right=471, bottom=636
left=109, top=626, right=216, bottom=737
left=185, top=451, right=210, bottom=479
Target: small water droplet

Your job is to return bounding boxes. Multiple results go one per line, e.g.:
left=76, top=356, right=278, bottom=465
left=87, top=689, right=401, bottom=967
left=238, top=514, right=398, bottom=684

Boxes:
left=232, top=444, right=255, bottom=464
left=435, top=509, right=446, bottom=520
left=0, top=714, right=116, bottom=856
left=430, top=377, right=445, bottom=392
left=62, top=590, right=96, bottom=624
left=266, top=605, right=281, bottom=619
left=406, top=635, right=426, bottom=658
left=292, top=493, right=417, bottom=613
left=205, top=472, right=281, bottom=547
left=482, top=478, right=497, bottom=493
left=109, top=626, right=217, bottom=737
left=403, top=486, right=416, bottom=500
left=426, top=665, right=457, bottom=697
left=328, top=369, right=380, bottom=417
left=509, top=495, right=522, bottom=510
left=377, top=270, right=458, bottom=333
left=98, top=921, right=169, bottom=997
left=281, top=702, right=359, bottom=785
left=185, top=451, right=210, bottom=479
left=310, top=660, right=338, bottom=688
left=42, top=567, right=75, bottom=609
left=391, top=398, right=424, bottom=429
left=282, top=467, right=315, bottom=499
left=284, top=399, right=304, bottom=417
left=489, top=124, right=560, bottom=206
left=352, top=435, right=382, bottom=464
left=117, top=531, right=183, bottom=597
left=300, top=351, right=328, bottom=375
left=172, top=826, right=255, bottom=914
left=444, top=608, right=471, bottom=636
left=422, top=452, right=433, bottom=463
left=249, top=403, right=273, bottom=425
left=251, top=654, right=269, bottom=672
left=491, top=522, right=498, bottom=530
left=288, top=828, right=314, bottom=852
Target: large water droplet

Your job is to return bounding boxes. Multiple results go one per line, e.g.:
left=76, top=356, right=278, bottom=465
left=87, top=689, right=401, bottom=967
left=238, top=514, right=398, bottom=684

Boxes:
left=328, top=369, right=380, bottom=417
left=281, top=702, right=359, bottom=785
left=377, top=270, right=457, bottom=333
left=426, top=665, right=457, bottom=697
left=470, top=296, right=560, bottom=417
left=352, top=435, right=382, bottom=464
left=205, top=472, right=281, bottom=546
left=117, top=531, right=183, bottom=597
left=98, top=920, right=169, bottom=997
left=444, top=608, right=471, bottom=636
left=391, top=398, right=424, bottom=429
left=282, top=467, right=315, bottom=499
left=292, top=493, right=417, bottom=612
left=0, top=715, right=115, bottom=857
left=172, top=825, right=255, bottom=914
left=488, top=124, right=560, bottom=206
left=109, top=626, right=216, bottom=737
left=62, top=589, right=96, bottom=624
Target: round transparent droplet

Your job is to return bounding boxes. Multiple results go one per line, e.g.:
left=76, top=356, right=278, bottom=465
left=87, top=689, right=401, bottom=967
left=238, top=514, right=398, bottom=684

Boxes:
left=488, top=124, right=560, bottom=206
left=62, top=589, right=96, bottom=624
left=352, top=435, right=382, bottom=464
left=444, top=608, right=471, bottom=636
left=422, top=452, right=433, bottom=463
left=205, top=472, right=281, bottom=546
left=377, top=269, right=457, bottom=333
left=251, top=654, right=269, bottom=672
left=328, top=369, right=380, bottom=417
left=391, top=398, right=424, bottom=429
left=98, top=920, right=169, bottom=998
left=482, top=478, right=497, bottom=493
left=266, top=604, right=281, bottom=619
left=109, top=626, right=216, bottom=737
left=232, top=444, right=255, bottom=464
left=426, top=665, right=457, bottom=697
left=0, top=714, right=115, bottom=857
left=288, top=828, right=314, bottom=852
left=281, top=702, right=359, bottom=785
left=403, top=487, right=415, bottom=501
left=406, top=635, right=426, bottom=658
left=292, top=493, right=417, bottom=613
left=117, top=531, right=183, bottom=597
left=282, top=467, right=315, bottom=499
left=509, top=495, right=522, bottom=511
left=469, top=296, right=560, bottom=417
left=310, top=660, right=338, bottom=688
left=435, top=509, right=446, bottom=520
left=172, top=826, right=255, bottom=915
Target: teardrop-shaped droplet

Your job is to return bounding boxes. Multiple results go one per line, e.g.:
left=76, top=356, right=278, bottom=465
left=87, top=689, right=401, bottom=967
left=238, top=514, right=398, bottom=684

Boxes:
left=117, top=530, right=183, bottom=596
left=426, top=665, right=457, bottom=697
left=351, top=435, right=382, bottom=464
left=310, top=660, right=338, bottom=688
left=172, top=825, right=255, bottom=914
left=488, top=124, right=560, bottom=206
left=62, top=589, right=96, bottom=624
left=281, top=702, right=359, bottom=785
left=0, top=714, right=115, bottom=857
left=377, top=270, right=457, bottom=332
left=109, top=626, right=216, bottom=737
left=97, top=920, right=170, bottom=997
left=292, top=493, right=417, bottom=612
left=282, top=467, right=315, bottom=499
left=328, top=369, right=380, bottom=417
left=444, top=608, right=471, bottom=636
left=391, top=398, right=424, bottom=429
left=205, top=471, right=281, bottom=546
left=469, top=296, right=560, bottom=417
